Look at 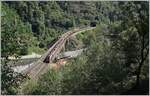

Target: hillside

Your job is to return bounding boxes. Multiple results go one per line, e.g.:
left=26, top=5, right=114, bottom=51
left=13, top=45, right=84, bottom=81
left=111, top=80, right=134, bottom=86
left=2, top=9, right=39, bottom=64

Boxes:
left=1, top=1, right=149, bottom=95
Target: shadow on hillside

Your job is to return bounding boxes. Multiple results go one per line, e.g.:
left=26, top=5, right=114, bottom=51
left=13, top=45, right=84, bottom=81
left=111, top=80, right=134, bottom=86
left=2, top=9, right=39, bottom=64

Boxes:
left=122, top=79, right=149, bottom=95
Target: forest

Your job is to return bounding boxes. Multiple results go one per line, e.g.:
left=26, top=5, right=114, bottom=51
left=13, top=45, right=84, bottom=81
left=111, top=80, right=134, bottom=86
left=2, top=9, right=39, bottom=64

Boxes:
left=1, top=1, right=149, bottom=95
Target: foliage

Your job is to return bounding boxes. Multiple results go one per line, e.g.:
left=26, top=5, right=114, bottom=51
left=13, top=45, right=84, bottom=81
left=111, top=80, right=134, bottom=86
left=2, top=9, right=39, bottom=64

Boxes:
left=3, top=1, right=117, bottom=49
left=22, top=26, right=130, bottom=95
left=115, top=2, right=149, bottom=86
left=1, top=1, right=149, bottom=95
left=1, top=63, right=28, bottom=94
left=1, top=4, right=34, bottom=57
left=1, top=4, right=30, bottom=95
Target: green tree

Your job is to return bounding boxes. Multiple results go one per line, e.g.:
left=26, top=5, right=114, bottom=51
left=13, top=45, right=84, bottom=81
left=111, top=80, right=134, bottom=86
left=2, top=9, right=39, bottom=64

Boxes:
left=1, top=4, right=33, bottom=58
left=118, top=2, right=149, bottom=86
left=1, top=63, right=27, bottom=94
left=1, top=4, right=31, bottom=94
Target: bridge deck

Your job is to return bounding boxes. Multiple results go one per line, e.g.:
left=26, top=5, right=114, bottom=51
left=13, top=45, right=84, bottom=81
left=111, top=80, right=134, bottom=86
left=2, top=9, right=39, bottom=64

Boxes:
left=22, top=27, right=96, bottom=79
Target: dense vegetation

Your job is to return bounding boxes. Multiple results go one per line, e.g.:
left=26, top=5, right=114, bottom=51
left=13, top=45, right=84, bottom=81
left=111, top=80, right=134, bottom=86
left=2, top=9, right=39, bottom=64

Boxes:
left=1, top=1, right=149, bottom=95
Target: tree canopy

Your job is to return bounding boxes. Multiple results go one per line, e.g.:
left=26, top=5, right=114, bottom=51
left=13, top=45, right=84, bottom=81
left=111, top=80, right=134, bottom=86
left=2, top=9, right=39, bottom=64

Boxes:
left=1, top=1, right=149, bottom=95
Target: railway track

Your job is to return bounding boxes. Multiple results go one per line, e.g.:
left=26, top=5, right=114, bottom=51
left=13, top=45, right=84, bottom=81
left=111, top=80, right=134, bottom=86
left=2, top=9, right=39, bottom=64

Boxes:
left=23, top=27, right=96, bottom=79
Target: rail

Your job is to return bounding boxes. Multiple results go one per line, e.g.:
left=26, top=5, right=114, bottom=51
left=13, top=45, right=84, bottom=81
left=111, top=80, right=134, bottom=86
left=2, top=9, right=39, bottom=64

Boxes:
left=22, top=26, right=96, bottom=79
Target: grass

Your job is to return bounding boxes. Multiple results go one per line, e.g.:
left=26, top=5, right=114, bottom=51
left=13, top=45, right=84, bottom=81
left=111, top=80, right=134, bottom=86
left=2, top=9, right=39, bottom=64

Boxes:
left=28, top=46, right=46, bottom=55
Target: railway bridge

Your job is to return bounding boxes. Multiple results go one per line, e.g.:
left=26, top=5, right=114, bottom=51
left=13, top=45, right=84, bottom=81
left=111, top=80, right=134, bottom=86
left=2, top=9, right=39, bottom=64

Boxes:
left=23, top=27, right=96, bottom=79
